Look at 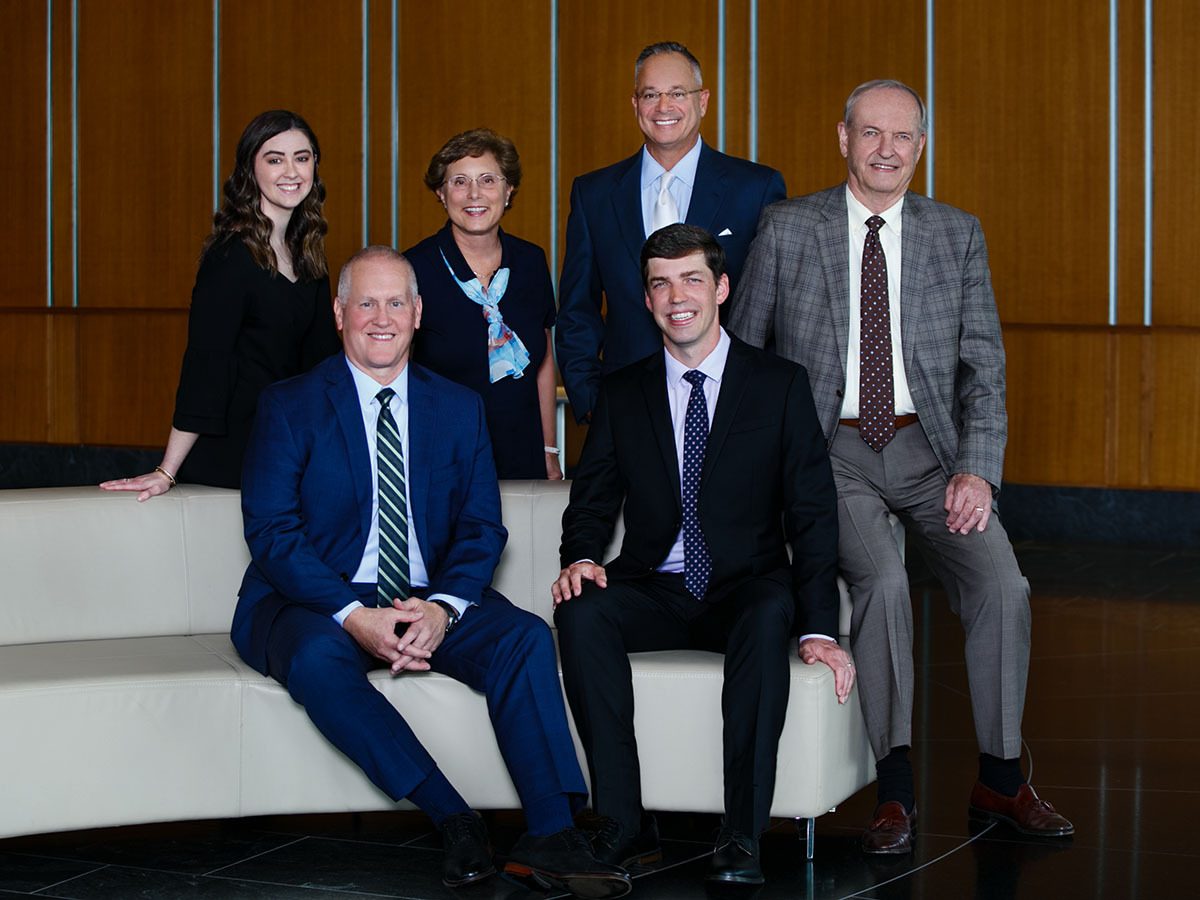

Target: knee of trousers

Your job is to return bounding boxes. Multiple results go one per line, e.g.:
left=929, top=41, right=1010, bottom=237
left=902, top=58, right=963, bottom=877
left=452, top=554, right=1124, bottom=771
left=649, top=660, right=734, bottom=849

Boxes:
left=553, top=588, right=612, bottom=646
left=281, top=631, right=362, bottom=705
left=734, top=590, right=795, bottom=649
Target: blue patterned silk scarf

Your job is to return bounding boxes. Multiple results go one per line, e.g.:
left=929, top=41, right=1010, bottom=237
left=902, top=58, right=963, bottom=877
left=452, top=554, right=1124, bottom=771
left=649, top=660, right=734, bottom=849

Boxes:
left=440, top=249, right=530, bottom=383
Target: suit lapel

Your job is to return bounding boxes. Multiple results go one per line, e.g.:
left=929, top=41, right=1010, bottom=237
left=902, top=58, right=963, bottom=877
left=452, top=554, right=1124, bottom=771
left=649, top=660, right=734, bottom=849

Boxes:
left=684, top=143, right=725, bottom=233
left=701, top=339, right=750, bottom=484
left=899, top=193, right=929, bottom=372
left=406, top=364, right=438, bottom=558
left=817, top=187, right=851, bottom=378
left=639, top=352, right=682, bottom=509
left=327, top=357, right=374, bottom=544
left=611, top=151, right=648, bottom=269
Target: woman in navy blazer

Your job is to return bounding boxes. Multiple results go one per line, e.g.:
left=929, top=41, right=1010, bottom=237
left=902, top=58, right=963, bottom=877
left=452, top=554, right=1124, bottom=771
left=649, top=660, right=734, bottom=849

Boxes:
left=404, top=129, right=561, bottom=480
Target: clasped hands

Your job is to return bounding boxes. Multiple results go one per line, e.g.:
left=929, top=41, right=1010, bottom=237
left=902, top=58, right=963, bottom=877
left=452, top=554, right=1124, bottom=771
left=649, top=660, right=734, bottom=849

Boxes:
left=552, top=561, right=856, bottom=704
left=344, top=597, right=449, bottom=676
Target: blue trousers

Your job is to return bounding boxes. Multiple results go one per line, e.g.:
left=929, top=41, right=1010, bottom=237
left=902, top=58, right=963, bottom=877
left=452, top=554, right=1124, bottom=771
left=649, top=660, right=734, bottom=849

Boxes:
left=265, top=588, right=587, bottom=810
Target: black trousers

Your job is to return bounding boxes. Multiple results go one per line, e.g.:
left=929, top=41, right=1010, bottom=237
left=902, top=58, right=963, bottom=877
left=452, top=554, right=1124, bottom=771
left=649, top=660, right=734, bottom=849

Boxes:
left=554, top=570, right=794, bottom=836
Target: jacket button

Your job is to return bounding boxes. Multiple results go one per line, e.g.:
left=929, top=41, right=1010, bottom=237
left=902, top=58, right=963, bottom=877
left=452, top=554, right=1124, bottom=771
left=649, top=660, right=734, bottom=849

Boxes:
left=339, top=573, right=349, bottom=583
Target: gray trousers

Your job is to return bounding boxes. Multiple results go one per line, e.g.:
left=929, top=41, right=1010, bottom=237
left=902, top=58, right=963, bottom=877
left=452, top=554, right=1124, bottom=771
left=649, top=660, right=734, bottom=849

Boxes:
left=830, top=422, right=1030, bottom=761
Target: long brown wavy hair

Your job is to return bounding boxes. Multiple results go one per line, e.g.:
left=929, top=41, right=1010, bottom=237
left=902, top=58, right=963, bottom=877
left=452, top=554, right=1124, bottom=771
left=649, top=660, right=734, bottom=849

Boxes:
left=202, top=110, right=328, bottom=280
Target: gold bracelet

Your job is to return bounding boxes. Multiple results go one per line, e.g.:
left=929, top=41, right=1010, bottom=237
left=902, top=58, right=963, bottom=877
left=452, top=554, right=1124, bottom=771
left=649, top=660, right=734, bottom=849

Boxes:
left=154, top=465, right=177, bottom=487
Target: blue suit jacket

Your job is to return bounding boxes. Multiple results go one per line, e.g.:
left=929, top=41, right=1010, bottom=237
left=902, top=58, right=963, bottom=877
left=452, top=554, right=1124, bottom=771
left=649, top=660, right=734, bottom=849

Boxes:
left=556, top=142, right=786, bottom=421
left=231, top=353, right=507, bottom=675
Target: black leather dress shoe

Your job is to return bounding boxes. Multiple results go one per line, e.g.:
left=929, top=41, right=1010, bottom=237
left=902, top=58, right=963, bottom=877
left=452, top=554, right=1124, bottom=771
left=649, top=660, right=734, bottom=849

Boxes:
left=589, top=813, right=663, bottom=867
left=439, top=811, right=496, bottom=887
left=706, top=827, right=764, bottom=885
left=504, top=826, right=632, bottom=898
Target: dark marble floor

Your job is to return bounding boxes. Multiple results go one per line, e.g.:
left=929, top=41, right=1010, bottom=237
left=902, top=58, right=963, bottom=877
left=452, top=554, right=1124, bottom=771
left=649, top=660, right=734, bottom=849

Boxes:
left=2, top=540, right=1197, bottom=899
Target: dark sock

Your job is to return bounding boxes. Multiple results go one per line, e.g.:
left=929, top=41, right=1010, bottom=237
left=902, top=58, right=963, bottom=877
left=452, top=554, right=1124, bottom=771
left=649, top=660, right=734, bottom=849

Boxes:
left=978, top=753, right=1026, bottom=797
left=409, top=769, right=471, bottom=827
left=522, top=792, right=575, bottom=837
left=875, top=745, right=914, bottom=813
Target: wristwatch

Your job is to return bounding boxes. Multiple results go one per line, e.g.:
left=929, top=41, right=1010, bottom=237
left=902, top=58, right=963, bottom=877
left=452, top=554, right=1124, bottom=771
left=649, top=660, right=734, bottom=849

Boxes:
left=426, top=598, right=461, bottom=634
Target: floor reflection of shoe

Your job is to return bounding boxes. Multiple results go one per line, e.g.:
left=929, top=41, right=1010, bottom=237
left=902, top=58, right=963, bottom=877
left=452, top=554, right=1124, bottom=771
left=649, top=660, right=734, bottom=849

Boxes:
left=503, top=826, right=633, bottom=898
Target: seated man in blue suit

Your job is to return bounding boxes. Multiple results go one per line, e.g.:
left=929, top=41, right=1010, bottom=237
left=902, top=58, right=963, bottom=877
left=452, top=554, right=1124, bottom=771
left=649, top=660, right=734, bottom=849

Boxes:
left=556, top=40, right=786, bottom=424
left=231, top=246, right=631, bottom=899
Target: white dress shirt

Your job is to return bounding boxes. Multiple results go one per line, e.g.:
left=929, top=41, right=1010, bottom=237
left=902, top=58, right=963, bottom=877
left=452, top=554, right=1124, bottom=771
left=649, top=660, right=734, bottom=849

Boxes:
left=842, top=187, right=917, bottom=419
left=640, top=138, right=703, bottom=237
left=334, top=357, right=471, bottom=625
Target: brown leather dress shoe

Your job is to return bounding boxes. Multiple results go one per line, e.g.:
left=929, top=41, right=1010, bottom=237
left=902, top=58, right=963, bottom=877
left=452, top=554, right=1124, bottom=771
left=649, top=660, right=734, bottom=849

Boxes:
left=968, top=781, right=1074, bottom=837
left=862, top=801, right=916, bottom=854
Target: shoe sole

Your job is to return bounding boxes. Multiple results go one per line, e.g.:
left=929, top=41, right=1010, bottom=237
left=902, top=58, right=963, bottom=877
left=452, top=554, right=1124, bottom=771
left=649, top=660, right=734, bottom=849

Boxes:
left=968, top=805, right=1075, bottom=837
left=502, top=863, right=633, bottom=899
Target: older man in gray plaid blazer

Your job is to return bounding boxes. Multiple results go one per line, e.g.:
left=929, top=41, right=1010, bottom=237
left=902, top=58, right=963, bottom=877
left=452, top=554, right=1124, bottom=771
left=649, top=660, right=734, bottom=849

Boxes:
left=730, top=80, right=1073, bottom=853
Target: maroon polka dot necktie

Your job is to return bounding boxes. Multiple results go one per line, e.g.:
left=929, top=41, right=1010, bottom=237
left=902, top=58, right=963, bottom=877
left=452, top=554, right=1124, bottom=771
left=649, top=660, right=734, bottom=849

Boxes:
left=681, top=370, right=712, bottom=600
left=859, top=215, right=895, bottom=452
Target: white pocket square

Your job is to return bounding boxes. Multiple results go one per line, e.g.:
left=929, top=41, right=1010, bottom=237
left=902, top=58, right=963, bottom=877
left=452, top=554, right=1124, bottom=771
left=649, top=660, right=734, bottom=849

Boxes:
left=718, top=228, right=733, bottom=236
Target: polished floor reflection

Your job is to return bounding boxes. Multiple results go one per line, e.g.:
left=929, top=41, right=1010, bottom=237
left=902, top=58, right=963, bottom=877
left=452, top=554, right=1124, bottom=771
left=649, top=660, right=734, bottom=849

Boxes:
left=2, top=540, right=1196, bottom=899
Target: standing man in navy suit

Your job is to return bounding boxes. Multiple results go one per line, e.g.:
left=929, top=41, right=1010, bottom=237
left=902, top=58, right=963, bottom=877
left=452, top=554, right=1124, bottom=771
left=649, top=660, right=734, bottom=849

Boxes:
left=556, top=41, right=786, bottom=424
left=232, top=246, right=631, bottom=899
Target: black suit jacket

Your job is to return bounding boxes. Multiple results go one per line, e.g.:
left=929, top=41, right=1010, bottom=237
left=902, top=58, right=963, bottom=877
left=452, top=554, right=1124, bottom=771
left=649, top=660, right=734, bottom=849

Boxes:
left=560, top=337, right=840, bottom=637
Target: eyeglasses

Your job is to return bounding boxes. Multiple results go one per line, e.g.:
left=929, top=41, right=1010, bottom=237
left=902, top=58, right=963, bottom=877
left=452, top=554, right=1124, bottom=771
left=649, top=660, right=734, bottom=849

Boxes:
left=444, top=173, right=506, bottom=191
left=635, top=89, right=704, bottom=105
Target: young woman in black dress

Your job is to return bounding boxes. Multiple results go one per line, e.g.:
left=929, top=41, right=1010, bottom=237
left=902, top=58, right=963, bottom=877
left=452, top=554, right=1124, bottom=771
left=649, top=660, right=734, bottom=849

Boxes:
left=102, top=110, right=340, bottom=499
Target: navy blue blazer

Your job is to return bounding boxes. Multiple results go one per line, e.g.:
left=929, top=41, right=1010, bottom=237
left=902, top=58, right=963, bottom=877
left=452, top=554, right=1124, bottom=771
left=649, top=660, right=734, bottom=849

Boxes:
left=231, top=353, right=508, bottom=675
left=556, top=142, right=786, bottom=421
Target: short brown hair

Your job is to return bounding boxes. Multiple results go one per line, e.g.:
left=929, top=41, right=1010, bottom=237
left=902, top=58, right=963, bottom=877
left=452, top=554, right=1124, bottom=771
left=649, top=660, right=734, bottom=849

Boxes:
left=423, top=128, right=521, bottom=206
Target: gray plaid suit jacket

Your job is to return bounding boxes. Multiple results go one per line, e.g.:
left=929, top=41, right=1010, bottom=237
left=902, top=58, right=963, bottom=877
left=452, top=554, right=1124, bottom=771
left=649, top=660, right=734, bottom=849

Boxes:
left=729, top=184, right=1007, bottom=490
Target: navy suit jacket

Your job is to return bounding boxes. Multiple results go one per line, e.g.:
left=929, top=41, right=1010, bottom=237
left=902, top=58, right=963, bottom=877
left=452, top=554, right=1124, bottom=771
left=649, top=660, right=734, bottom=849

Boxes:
left=556, top=142, right=786, bottom=421
left=231, top=353, right=507, bottom=675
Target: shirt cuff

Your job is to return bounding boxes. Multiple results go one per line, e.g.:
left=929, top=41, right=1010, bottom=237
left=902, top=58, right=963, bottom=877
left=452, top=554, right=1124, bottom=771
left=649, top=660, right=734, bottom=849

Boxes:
left=334, top=600, right=364, bottom=626
left=427, top=593, right=473, bottom=620
left=798, top=632, right=837, bottom=644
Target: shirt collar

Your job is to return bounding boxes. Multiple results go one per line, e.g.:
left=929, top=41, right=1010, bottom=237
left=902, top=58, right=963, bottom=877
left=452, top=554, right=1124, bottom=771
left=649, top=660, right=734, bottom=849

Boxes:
left=641, top=137, right=704, bottom=191
left=845, top=185, right=905, bottom=237
left=345, top=355, right=409, bottom=413
left=663, top=326, right=731, bottom=386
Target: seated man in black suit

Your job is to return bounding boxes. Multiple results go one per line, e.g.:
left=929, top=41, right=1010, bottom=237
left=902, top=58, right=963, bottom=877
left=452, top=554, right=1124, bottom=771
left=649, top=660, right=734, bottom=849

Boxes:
left=553, top=224, right=854, bottom=886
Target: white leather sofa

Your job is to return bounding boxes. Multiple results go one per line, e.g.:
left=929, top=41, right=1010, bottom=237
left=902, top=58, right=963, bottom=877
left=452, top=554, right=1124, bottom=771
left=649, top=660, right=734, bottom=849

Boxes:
left=0, top=482, right=898, bottom=855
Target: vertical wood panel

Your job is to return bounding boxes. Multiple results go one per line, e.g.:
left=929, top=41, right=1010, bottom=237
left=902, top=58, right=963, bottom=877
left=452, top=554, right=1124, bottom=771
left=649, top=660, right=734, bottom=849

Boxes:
left=1003, top=327, right=1111, bottom=486
left=0, top=0, right=48, bottom=307
left=50, top=0, right=73, bottom=308
left=758, top=0, right=925, bottom=199
left=397, top=0, right=552, bottom=255
left=366, top=0, right=395, bottom=251
left=937, top=0, right=1108, bottom=326
left=0, top=313, right=52, bottom=440
left=1147, top=332, right=1200, bottom=487
left=1112, top=331, right=1150, bottom=486
left=220, top=0, right=363, bottom=281
left=557, top=1, right=721, bottom=266
left=77, top=0, right=211, bottom=309
left=79, top=312, right=187, bottom=446
left=45, top=312, right=79, bottom=443
left=721, top=0, right=751, bottom=160
left=1116, top=0, right=1146, bottom=326
left=1151, top=0, right=1200, bottom=326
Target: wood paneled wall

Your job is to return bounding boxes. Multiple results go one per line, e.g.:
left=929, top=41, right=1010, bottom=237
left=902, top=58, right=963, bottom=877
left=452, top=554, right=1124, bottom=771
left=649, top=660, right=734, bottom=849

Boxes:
left=1, top=0, right=1197, bottom=491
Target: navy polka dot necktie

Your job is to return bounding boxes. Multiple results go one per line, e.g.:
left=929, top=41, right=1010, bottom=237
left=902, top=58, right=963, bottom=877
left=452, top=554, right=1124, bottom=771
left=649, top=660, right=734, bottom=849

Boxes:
left=681, top=370, right=712, bottom=600
left=375, top=388, right=411, bottom=607
left=859, top=215, right=895, bottom=452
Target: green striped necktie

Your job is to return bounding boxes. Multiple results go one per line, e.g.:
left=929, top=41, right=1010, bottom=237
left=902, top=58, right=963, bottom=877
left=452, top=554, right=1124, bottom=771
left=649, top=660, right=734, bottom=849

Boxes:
left=375, top=387, right=411, bottom=607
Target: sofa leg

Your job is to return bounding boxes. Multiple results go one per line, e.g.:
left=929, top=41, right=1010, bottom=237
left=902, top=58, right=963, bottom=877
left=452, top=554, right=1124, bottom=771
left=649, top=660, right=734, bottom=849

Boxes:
left=795, top=816, right=815, bottom=860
